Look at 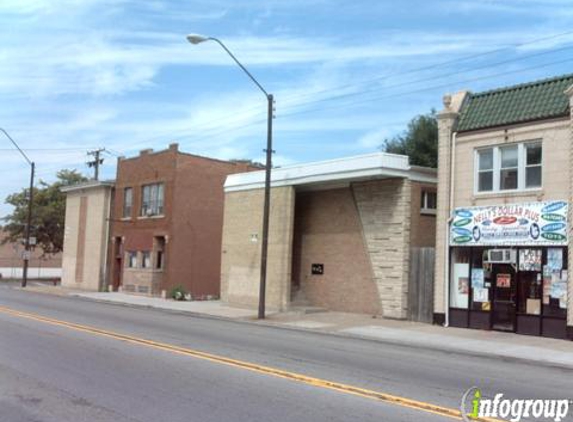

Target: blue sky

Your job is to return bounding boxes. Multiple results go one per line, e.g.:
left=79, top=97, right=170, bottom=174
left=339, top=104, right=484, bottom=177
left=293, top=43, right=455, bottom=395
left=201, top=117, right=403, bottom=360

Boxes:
left=1, top=0, right=573, bottom=217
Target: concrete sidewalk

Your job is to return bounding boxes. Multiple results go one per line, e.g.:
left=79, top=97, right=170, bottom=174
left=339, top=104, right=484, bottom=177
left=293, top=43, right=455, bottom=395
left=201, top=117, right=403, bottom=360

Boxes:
left=16, top=284, right=573, bottom=370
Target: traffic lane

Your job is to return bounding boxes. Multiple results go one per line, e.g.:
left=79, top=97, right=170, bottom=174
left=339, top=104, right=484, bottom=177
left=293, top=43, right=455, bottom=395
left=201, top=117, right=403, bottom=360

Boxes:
left=0, top=311, right=452, bottom=422
left=1, top=287, right=571, bottom=408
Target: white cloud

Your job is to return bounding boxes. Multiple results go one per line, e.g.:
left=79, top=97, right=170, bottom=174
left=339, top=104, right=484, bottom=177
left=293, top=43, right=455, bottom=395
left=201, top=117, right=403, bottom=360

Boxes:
left=356, top=128, right=392, bottom=149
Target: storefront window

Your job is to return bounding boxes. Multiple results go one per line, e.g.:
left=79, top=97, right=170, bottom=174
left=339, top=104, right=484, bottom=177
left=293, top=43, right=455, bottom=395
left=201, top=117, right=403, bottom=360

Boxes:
left=470, top=249, right=491, bottom=312
left=516, top=249, right=542, bottom=315
left=450, top=248, right=470, bottom=309
left=542, top=248, right=567, bottom=318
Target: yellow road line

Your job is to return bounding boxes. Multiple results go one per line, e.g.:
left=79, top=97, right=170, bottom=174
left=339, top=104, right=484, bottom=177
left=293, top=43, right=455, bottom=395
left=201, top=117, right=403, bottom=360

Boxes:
left=0, top=305, right=500, bottom=422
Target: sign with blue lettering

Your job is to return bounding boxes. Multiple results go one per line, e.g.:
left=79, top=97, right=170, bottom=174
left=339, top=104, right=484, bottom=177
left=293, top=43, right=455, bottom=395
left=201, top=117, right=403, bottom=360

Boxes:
left=450, top=200, right=568, bottom=246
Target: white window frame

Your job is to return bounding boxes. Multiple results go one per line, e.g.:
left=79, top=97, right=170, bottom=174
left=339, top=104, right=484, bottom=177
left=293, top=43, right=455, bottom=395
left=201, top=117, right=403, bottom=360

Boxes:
left=142, top=251, right=151, bottom=269
left=141, top=183, right=165, bottom=217
left=524, top=142, right=543, bottom=189
left=126, top=251, right=138, bottom=268
left=474, top=141, right=542, bottom=194
left=421, top=190, right=437, bottom=215
left=123, top=187, right=133, bottom=219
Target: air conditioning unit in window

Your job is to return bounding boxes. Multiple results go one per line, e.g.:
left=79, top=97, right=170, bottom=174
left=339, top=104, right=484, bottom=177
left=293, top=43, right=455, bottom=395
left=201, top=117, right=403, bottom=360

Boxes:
left=485, top=249, right=517, bottom=264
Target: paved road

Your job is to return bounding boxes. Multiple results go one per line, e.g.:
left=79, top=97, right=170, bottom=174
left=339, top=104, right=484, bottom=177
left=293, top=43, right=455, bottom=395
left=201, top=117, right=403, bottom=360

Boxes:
left=1, top=285, right=572, bottom=422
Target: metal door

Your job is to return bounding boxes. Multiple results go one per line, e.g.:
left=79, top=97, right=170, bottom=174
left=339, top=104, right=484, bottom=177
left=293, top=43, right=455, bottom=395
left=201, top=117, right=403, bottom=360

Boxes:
left=491, top=264, right=516, bottom=332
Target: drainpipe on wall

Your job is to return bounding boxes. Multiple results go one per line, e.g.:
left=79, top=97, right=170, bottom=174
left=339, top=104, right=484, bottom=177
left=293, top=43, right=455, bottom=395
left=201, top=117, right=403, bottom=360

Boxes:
left=101, top=188, right=112, bottom=292
left=444, top=131, right=457, bottom=327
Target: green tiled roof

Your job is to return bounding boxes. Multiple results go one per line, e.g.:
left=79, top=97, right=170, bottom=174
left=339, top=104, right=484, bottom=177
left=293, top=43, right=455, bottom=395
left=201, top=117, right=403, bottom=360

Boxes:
left=456, top=73, right=573, bottom=132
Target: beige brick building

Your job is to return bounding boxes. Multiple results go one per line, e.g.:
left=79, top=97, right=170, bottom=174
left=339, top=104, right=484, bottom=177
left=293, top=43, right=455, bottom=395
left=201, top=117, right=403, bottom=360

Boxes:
left=61, top=180, right=114, bottom=291
left=434, top=73, right=573, bottom=340
left=221, top=152, right=437, bottom=318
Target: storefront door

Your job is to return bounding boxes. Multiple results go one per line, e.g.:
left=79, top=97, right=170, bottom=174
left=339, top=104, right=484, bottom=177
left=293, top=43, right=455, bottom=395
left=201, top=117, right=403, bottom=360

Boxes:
left=491, top=264, right=517, bottom=332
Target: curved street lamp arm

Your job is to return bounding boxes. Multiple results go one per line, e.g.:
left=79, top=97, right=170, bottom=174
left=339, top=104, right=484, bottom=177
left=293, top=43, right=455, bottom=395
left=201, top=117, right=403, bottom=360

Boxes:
left=208, top=37, right=270, bottom=99
left=0, top=128, right=33, bottom=166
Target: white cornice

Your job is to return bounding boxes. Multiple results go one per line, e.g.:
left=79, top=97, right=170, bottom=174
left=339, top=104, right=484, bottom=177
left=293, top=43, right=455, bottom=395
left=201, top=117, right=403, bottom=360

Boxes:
left=224, top=152, right=436, bottom=192
left=60, top=180, right=115, bottom=193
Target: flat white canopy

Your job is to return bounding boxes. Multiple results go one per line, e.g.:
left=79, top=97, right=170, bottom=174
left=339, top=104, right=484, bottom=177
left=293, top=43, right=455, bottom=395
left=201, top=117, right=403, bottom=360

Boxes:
left=224, top=152, right=436, bottom=192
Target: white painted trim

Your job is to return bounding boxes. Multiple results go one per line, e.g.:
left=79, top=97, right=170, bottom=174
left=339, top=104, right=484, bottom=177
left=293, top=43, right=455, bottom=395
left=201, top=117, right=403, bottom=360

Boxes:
left=224, top=152, right=437, bottom=192
left=61, top=180, right=115, bottom=193
left=473, top=140, right=543, bottom=195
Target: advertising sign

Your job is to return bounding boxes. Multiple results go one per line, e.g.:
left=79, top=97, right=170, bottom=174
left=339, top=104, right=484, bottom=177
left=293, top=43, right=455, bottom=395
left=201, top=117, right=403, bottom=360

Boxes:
left=450, top=200, right=568, bottom=246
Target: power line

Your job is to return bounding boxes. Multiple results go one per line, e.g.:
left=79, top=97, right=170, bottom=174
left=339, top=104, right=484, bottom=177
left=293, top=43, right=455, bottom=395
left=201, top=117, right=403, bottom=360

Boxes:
left=279, top=55, right=573, bottom=119
left=279, top=29, right=573, bottom=105
left=155, top=54, right=573, bottom=149
left=126, top=36, right=573, bottom=151
left=279, top=45, right=573, bottom=113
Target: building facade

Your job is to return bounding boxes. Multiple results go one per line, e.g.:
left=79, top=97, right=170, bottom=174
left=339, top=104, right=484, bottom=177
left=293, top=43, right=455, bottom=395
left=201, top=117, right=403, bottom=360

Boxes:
left=0, top=230, right=62, bottom=280
left=61, top=180, right=114, bottom=291
left=221, top=152, right=437, bottom=317
left=109, top=144, right=252, bottom=297
left=434, top=73, right=573, bottom=340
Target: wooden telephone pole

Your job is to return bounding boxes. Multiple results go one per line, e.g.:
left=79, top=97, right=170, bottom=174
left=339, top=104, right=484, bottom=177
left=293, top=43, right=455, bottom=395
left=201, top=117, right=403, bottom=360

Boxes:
left=87, top=148, right=105, bottom=180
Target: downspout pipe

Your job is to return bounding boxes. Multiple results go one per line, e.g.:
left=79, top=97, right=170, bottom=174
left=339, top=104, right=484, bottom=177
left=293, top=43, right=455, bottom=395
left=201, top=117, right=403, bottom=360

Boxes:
left=101, top=187, right=112, bottom=292
left=444, top=131, right=457, bottom=327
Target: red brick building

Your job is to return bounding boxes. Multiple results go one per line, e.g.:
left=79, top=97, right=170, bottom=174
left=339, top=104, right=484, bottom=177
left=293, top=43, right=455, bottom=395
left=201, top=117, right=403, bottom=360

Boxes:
left=0, top=229, right=62, bottom=279
left=109, top=144, right=252, bottom=297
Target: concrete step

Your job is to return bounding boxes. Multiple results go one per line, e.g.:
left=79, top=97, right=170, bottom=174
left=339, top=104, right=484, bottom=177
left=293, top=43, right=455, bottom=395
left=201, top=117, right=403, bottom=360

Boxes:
left=288, top=305, right=328, bottom=315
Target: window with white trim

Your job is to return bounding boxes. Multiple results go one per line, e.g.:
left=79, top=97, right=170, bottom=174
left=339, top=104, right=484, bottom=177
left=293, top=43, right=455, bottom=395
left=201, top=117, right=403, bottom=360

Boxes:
left=421, top=190, right=437, bottom=215
left=126, top=251, right=138, bottom=268
left=123, top=187, right=133, bottom=218
left=142, top=251, right=151, bottom=269
left=525, top=143, right=542, bottom=188
left=141, top=183, right=164, bottom=217
left=475, top=142, right=542, bottom=193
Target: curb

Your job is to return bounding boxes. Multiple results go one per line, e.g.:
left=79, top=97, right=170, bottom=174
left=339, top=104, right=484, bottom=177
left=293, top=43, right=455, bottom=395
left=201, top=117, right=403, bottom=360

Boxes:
left=69, top=294, right=573, bottom=371
left=10, top=286, right=573, bottom=371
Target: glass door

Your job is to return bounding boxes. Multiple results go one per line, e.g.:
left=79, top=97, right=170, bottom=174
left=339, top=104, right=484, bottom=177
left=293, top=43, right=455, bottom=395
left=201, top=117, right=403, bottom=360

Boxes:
left=491, top=264, right=516, bottom=332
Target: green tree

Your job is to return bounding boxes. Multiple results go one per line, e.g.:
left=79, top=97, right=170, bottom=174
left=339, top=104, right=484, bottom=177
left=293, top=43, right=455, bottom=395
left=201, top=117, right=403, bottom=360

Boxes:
left=381, top=110, right=438, bottom=168
left=2, top=169, right=88, bottom=255
left=229, top=159, right=266, bottom=169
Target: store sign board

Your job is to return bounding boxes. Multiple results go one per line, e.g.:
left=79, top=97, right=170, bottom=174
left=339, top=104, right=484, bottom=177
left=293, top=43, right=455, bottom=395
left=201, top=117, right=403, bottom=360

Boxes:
left=450, top=200, right=568, bottom=246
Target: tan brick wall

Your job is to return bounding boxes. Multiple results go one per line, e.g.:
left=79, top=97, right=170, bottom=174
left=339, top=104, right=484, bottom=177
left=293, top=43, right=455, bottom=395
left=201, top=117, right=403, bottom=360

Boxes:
left=221, top=186, right=295, bottom=311
left=62, top=194, right=80, bottom=286
left=353, top=178, right=412, bottom=319
left=434, top=112, right=457, bottom=315
left=410, top=182, right=437, bottom=248
left=435, top=112, right=573, bottom=321
left=452, top=120, right=570, bottom=207
left=567, top=87, right=573, bottom=327
left=292, top=188, right=381, bottom=314
left=122, top=266, right=163, bottom=296
left=62, top=185, right=113, bottom=291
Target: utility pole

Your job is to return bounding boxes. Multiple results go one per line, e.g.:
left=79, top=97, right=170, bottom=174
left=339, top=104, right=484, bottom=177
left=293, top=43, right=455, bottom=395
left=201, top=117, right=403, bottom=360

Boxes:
left=87, top=148, right=105, bottom=180
left=0, top=128, right=34, bottom=288
left=187, top=34, right=275, bottom=319
left=22, top=162, right=35, bottom=287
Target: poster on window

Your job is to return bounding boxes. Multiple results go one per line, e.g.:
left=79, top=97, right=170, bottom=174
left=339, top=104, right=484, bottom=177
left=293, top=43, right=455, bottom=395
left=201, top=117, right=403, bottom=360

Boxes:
left=547, top=248, right=563, bottom=271
left=496, top=273, right=511, bottom=288
left=458, top=277, right=469, bottom=294
left=473, top=287, right=489, bottom=303
left=471, top=269, right=484, bottom=288
left=450, top=201, right=568, bottom=246
left=519, top=249, right=542, bottom=272
left=450, top=263, right=469, bottom=308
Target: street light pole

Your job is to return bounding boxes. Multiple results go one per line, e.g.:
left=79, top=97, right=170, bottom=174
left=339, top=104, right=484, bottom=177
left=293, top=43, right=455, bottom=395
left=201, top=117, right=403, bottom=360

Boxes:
left=186, top=34, right=274, bottom=319
left=0, top=128, right=35, bottom=288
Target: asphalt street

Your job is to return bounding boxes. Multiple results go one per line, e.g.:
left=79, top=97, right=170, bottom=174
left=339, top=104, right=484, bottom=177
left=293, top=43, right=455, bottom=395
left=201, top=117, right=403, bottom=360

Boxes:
left=1, top=285, right=572, bottom=422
